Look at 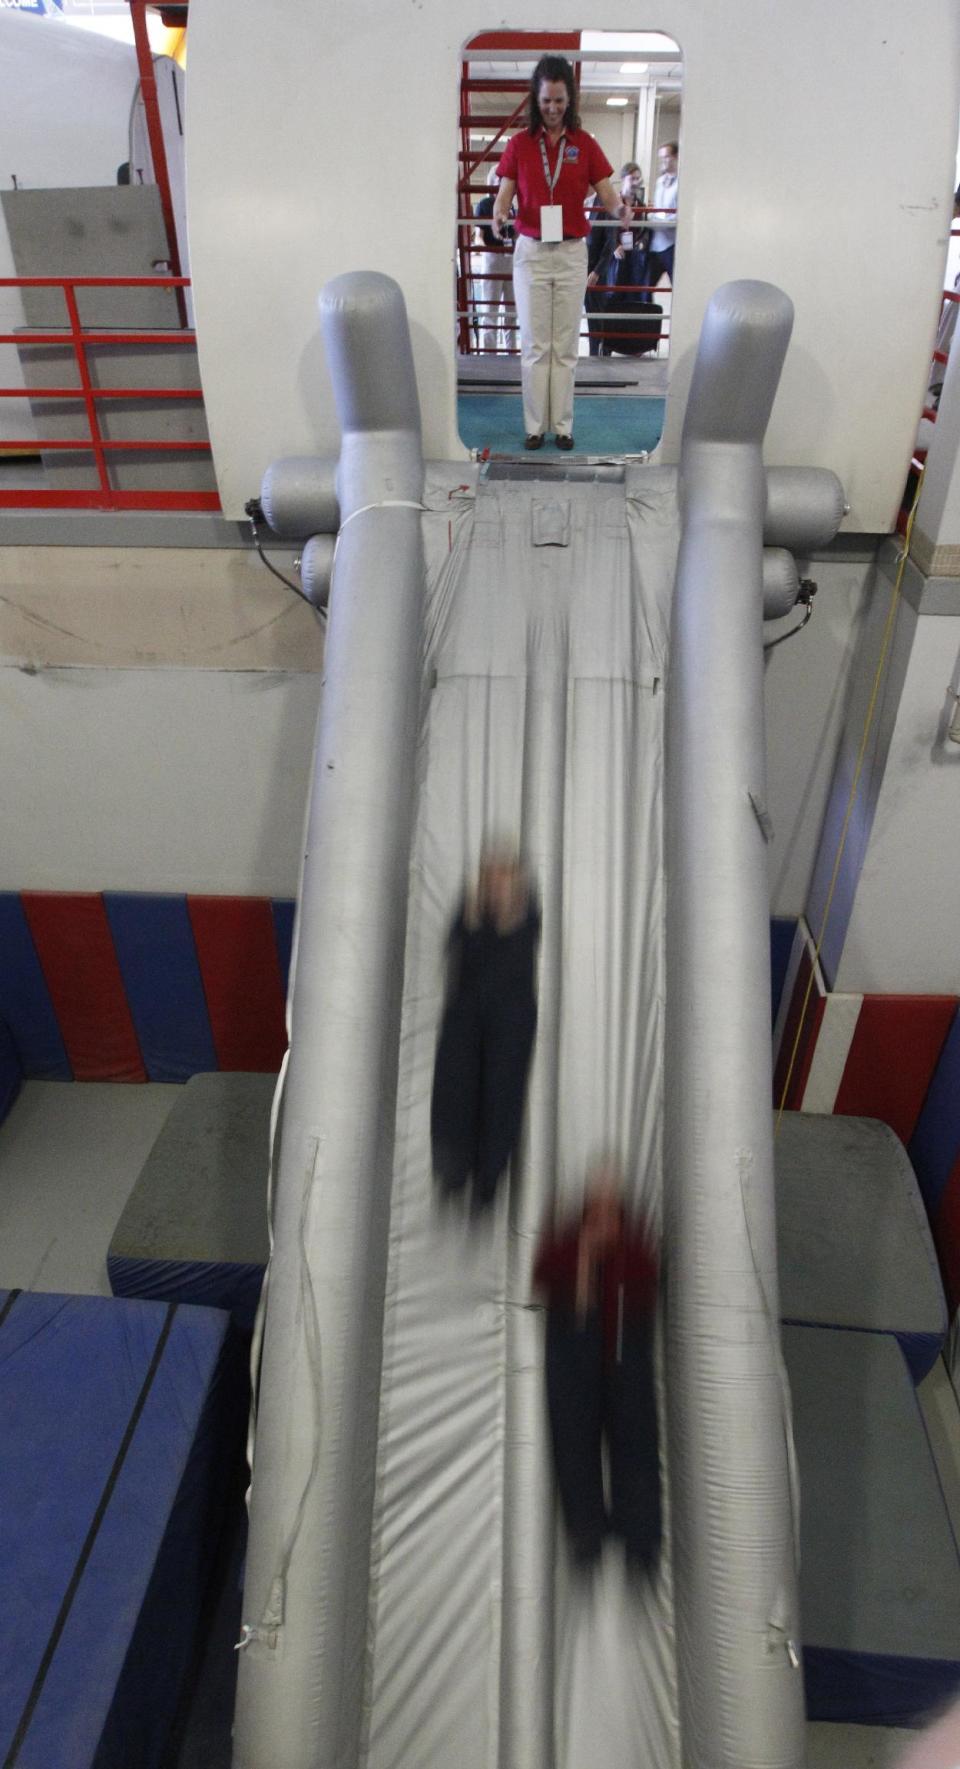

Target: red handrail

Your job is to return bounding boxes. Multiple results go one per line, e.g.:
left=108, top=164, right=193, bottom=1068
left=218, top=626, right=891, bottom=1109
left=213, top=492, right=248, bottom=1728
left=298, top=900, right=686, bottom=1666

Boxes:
left=129, top=0, right=186, bottom=326
left=0, top=388, right=203, bottom=399
left=0, top=275, right=192, bottom=284
left=0, top=273, right=219, bottom=512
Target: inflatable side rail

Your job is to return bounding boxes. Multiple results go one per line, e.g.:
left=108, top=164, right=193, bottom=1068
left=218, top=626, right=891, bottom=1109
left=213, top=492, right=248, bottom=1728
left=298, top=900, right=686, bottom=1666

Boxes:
left=233, top=273, right=425, bottom=1769
left=665, top=280, right=841, bottom=1769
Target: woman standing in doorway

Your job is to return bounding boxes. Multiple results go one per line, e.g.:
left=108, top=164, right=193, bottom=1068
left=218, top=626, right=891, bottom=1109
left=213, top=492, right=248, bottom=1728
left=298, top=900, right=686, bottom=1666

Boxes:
left=491, top=54, right=628, bottom=452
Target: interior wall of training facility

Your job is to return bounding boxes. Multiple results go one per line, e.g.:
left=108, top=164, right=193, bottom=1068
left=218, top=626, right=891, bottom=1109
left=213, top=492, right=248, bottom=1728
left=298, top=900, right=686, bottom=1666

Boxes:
left=809, top=599, right=960, bottom=999
left=578, top=101, right=643, bottom=174
left=0, top=545, right=869, bottom=909
left=185, top=0, right=959, bottom=530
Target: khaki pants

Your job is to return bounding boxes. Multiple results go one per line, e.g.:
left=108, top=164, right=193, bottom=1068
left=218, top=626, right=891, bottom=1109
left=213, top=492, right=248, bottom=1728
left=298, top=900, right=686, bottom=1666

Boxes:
left=512, top=235, right=587, bottom=439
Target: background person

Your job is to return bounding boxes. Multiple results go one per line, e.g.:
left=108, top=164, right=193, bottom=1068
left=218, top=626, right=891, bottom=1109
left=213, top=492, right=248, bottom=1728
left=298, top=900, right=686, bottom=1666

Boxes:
left=586, top=161, right=648, bottom=354
left=584, top=195, right=611, bottom=356
left=473, top=166, right=512, bottom=356
left=491, top=54, right=629, bottom=451
left=646, top=140, right=679, bottom=291
left=593, top=161, right=647, bottom=292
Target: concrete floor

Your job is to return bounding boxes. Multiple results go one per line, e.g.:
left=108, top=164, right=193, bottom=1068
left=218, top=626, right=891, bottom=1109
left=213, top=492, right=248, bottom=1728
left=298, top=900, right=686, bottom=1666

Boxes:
left=0, top=1081, right=953, bottom=1766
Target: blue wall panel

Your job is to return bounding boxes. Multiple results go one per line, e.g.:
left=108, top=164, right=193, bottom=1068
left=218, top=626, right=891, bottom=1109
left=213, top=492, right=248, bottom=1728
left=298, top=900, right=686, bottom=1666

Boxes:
left=272, top=900, right=295, bottom=1004
left=104, top=894, right=217, bottom=1083
left=910, top=1006, right=960, bottom=1217
left=0, top=893, right=72, bottom=1079
left=770, top=917, right=797, bottom=1026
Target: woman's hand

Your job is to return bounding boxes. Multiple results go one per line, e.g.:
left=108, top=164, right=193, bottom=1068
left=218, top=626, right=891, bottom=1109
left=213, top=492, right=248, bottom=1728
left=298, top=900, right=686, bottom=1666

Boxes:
left=586, top=270, right=599, bottom=289
left=593, top=176, right=622, bottom=221
left=490, top=177, right=516, bottom=242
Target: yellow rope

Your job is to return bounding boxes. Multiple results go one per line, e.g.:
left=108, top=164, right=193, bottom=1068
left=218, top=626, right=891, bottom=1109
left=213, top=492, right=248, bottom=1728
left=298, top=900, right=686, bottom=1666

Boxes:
left=773, top=467, right=926, bottom=1137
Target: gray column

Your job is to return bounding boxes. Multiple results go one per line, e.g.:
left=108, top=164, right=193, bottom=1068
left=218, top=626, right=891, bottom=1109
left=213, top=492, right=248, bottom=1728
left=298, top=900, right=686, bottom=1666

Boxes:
left=665, top=281, right=807, bottom=1769
left=233, top=272, right=425, bottom=1769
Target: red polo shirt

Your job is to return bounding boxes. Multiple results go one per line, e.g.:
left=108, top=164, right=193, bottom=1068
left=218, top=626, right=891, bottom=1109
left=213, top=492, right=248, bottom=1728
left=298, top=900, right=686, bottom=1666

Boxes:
left=496, top=127, right=613, bottom=240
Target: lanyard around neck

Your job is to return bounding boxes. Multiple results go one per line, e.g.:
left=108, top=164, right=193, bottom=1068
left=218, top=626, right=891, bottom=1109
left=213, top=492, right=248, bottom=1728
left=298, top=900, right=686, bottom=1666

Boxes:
left=539, top=130, right=567, bottom=199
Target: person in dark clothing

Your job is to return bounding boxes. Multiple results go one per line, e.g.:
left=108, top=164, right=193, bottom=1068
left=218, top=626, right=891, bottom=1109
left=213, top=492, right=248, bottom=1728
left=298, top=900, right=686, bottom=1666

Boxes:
left=584, top=199, right=612, bottom=355
left=585, top=161, right=648, bottom=355
left=431, top=849, right=540, bottom=1210
left=533, top=1163, right=661, bottom=1573
left=473, top=171, right=514, bottom=354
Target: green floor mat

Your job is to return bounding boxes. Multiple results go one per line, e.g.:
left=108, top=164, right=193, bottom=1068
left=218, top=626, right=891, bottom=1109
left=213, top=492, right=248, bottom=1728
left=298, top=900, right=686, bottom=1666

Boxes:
left=457, top=393, right=665, bottom=457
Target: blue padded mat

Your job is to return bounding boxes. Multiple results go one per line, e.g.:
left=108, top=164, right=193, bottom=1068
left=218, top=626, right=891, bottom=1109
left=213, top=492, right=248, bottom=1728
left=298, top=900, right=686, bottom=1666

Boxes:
left=0, top=1290, right=241, bottom=1769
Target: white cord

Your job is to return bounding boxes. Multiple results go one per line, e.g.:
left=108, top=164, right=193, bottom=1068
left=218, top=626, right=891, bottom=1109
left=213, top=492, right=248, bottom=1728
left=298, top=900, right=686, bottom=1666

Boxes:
left=329, top=499, right=427, bottom=583
left=337, top=498, right=426, bottom=532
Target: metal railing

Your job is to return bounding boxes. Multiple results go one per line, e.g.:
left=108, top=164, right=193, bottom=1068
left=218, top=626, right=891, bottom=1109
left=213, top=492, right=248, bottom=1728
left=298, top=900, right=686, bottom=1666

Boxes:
left=0, top=274, right=219, bottom=511
left=457, top=207, right=677, bottom=355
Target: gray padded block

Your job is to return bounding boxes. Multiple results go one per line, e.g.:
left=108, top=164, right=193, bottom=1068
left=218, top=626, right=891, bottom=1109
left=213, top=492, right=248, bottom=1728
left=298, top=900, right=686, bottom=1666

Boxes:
left=775, top=1114, right=946, bottom=1348
left=786, top=1324, right=960, bottom=1664
left=109, top=1071, right=273, bottom=1268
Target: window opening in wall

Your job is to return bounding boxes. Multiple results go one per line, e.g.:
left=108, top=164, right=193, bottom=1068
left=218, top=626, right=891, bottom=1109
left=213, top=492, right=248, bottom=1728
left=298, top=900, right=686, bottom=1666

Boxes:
left=457, top=29, right=682, bottom=462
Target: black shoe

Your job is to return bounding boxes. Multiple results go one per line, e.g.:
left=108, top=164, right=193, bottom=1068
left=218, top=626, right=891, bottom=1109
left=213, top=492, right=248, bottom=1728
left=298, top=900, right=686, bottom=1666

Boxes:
left=524, top=433, right=544, bottom=450
left=555, top=434, right=574, bottom=451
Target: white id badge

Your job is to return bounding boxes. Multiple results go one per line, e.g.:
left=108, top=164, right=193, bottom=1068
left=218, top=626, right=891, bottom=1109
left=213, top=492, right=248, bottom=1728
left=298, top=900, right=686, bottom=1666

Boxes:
left=621, top=230, right=634, bottom=249
left=540, top=204, right=563, bottom=243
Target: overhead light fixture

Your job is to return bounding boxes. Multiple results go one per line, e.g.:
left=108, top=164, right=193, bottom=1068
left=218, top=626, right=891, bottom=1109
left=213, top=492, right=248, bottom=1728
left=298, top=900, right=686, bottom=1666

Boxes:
left=581, top=30, right=680, bottom=54
left=619, top=62, right=649, bottom=73
left=606, top=97, right=629, bottom=107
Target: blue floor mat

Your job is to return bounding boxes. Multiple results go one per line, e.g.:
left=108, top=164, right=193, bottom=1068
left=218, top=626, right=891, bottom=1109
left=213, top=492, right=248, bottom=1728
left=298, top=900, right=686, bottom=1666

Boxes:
left=458, top=394, right=665, bottom=457
left=0, top=1291, right=242, bottom=1769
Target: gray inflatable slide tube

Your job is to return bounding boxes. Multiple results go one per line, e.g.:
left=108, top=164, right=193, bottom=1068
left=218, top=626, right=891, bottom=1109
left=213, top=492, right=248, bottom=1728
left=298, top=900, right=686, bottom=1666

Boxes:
left=233, top=274, right=843, bottom=1769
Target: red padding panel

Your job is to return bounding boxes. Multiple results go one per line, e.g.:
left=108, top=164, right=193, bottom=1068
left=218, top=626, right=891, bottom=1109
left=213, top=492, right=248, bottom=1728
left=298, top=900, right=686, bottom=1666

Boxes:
left=187, top=896, right=287, bottom=1072
left=773, top=947, right=825, bottom=1111
left=833, top=995, right=958, bottom=1147
left=21, top=892, right=146, bottom=1082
